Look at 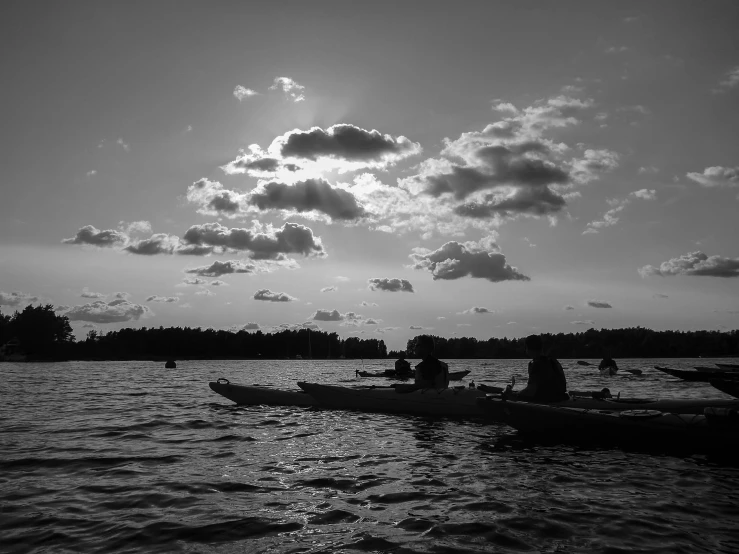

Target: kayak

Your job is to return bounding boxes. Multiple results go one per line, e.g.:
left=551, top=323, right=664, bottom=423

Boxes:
left=476, top=397, right=739, bottom=447
left=357, top=369, right=471, bottom=381
left=716, top=363, right=739, bottom=371
left=694, top=366, right=727, bottom=373
left=209, top=379, right=318, bottom=406
left=710, top=380, right=739, bottom=399
left=298, top=382, right=492, bottom=417
left=654, top=366, right=739, bottom=382
left=296, top=382, right=739, bottom=418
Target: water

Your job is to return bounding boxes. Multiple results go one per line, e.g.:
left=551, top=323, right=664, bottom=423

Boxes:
left=1, top=358, right=739, bottom=553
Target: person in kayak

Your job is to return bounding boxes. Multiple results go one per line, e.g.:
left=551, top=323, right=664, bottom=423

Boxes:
left=414, top=335, right=450, bottom=389
left=394, top=354, right=412, bottom=376
left=509, top=334, right=568, bottom=402
left=599, top=354, right=619, bottom=376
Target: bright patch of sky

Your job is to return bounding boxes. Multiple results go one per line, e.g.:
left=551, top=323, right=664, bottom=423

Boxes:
left=1, top=1, right=738, bottom=348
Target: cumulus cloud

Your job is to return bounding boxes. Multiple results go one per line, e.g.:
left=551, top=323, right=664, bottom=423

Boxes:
left=409, top=325, right=425, bottom=330
left=583, top=189, right=656, bottom=234
left=274, top=124, right=421, bottom=166
left=248, top=178, right=366, bottom=220
left=587, top=300, right=612, bottom=308
left=570, top=149, right=620, bottom=184
left=410, top=238, right=529, bottom=282
left=62, top=225, right=128, bottom=247
left=124, top=233, right=193, bottom=256
left=270, top=76, right=306, bottom=102
left=564, top=305, right=575, bottom=310
left=184, top=260, right=262, bottom=278
left=210, top=280, right=228, bottom=287
left=639, top=251, right=739, bottom=278
left=233, top=85, right=258, bottom=100
left=572, top=320, right=595, bottom=325
left=86, top=170, right=97, bottom=177
left=367, top=278, right=414, bottom=293
left=321, top=286, right=338, bottom=292
left=311, top=309, right=344, bottom=321
left=146, top=296, right=180, bottom=303
left=361, top=301, right=378, bottom=307
left=239, top=322, right=260, bottom=330
left=80, top=288, right=105, bottom=299
left=55, top=305, right=71, bottom=312
left=686, top=166, right=739, bottom=188
left=0, top=291, right=39, bottom=307
left=253, top=289, right=296, bottom=302
left=65, top=300, right=152, bottom=323
left=365, top=319, right=379, bottom=325
left=454, top=186, right=566, bottom=218
left=460, top=306, right=493, bottom=314
left=82, top=323, right=96, bottom=328
left=116, top=138, right=130, bottom=152
left=111, top=292, right=130, bottom=299
left=195, top=289, right=215, bottom=296
left=714, top=65, right=739, bottom=93
left=181, top=221, right=325, bottom=260
left=181, top=277, right=208, bottom=286
left=118, top=220, right=152, bottom=235
left=186, top=178, right=248, bottom=217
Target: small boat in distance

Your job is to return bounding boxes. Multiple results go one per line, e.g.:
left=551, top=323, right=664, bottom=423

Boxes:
left=165, top=360, right=176, bottom=369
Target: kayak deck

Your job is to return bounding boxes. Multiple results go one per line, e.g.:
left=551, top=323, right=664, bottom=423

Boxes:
left=209, top=380, right=317, bottom=406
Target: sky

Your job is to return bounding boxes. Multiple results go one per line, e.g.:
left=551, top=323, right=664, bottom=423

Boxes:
left=1, top=0, right=738, bottom=350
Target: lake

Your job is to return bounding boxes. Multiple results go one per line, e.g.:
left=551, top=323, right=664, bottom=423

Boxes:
left=1, top=358, right=739, bottom=553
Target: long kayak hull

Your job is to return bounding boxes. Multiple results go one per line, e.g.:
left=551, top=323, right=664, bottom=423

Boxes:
left=209, top=381, right=317, bottom=406
left=477, top=398, right=739, bottom=448
left=654, top=366, right=739, bottom=382
left=357, top=369, right=471, bottom=381
left=296, top=382, right=739, bottom=418
left=710, top=380, right=739, bottom=399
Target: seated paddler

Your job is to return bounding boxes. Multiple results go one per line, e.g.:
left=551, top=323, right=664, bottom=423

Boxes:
left=509, top=334, right=568, bottom=402
left=394, top=353, right=412, bottom=375
left=413, top=335, right=449, bottom=389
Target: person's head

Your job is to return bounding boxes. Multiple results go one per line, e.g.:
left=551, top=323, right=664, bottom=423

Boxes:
left=398, top=353, right=405, bottom=360
left=415, top=335, right=435, bottom=357
left=524, top=334, right=543, bottom=356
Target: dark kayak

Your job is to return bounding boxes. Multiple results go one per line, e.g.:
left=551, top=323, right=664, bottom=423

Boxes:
left=209, top=379, right=318, bottom=406
left=654, top=366, right=739, bottom=382
left=476, top=397, right=739, bottom=449
left=710, top=380, right=739, bottom=399
left=357, top=369, right=471, bottom=381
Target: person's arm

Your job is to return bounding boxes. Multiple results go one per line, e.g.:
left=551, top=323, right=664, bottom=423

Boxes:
left=439, top=360, right=450, bottom=389
left=516, top=361, right=538, bottom=398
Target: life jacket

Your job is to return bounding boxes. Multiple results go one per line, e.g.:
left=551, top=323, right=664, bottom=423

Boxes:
left=415, top=357, right=449, bottom=387
left=528, top=356, right=568, bottom=401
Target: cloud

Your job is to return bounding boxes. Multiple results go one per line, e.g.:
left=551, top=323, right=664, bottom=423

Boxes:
left=274, top=124, right=421, bottom=166
left=437, top=316, right=446, bottom=320
left=454, top=186, right=566, bottom=218
left=361, top=301, right=378, bottom=307
left=410, top=238, right=529, bottom=282
left=456, top=323, right=472, bottom=327
left=686, top=166, right=739, bottom=188
left=563, top=305, right=575, bottom=310
left=239, top=322, right=260, bottom=330
left=181, top=221, right=325, bottom=260
left=460, top=306, right=493, bottom=314
left=116, top=138, right=130, bottom=152
left=587, top=300, right=612, bottom=308
left=248, top=178, right=366, bottom=220
left=146, top=295, right=180, bottom=303
left=638, top=166, right=659, bottom=174
left=321, top=286, right=338, bottom=292
left=368, top=278, right=414, bottom=293
left=639, top=251, right=739, bottom=278
left=118, top=220, right=152, bottom=235
left=86, top=170, right=97, bottom=177
left=606, top=46, right=629, bottom=54
left=365, top=319, right=379, bottom=325
left=186, top=178, right=248, bottom=216
left=583, top=189, right=656, bottom=234
left=714, top=65, right=739, bottom=92
left=185, top=260, right=262, bottom=278
left=111, top=292, right=130, bottom=300
left=253, top=289, right=296, bottom=302
left=0, top=291, right=39, bottom=307
left=571, top=320, right=595, bottom=325
left=80, top=288, right=105, bottom=299
left=312, top=309, right=344, bottom=321
left=65, top=300, right=152, bottom=323
left=233, top=85, right=259, bottom=101
left=124, top=233, right=188, bottom=256
left=82, top=323, right=96, bottom=328
left=409, top=325, right=425, bottom=330
left=570, top=149, right=620, bottom=184
left=181, top=277, right=208, bottom=286
left=195, top=289, right=215, bottom=296
left=652, top=294, right=669, bottom=299
left=55, top=305, right=70, bottom=312
left=270, top=76, right=306, bottom=102
left=62, top=225, right=128, bottom=247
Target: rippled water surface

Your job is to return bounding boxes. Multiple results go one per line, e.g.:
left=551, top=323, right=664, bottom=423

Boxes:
left=2, top=359, right=739, bottom=553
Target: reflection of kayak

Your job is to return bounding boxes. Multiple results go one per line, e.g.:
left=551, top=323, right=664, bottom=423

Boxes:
left=296, top=382, right=739, bottom=417
left=476, top=398, right=739, bottom=448
left=357, top=369, right=471, bottom=381
left=654, top=366, right=739, bottom=382
left=209, top=379, right=317, bottom=406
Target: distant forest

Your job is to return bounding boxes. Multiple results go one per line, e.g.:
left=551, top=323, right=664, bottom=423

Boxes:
left=1, top=304, right=738, bottom=361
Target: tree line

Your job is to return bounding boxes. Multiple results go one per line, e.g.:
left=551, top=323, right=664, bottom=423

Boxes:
left=1, top=304, right=737, bottom=360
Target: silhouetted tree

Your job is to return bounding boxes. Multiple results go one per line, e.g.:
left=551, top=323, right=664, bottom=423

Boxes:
left=4, top=304, right=73, bottom=356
